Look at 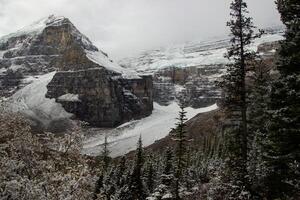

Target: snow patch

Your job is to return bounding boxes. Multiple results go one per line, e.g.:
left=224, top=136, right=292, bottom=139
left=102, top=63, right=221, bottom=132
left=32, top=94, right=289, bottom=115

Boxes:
left=0, top=50, right=7, bottom=59
left=10, top=71, right=73, bottom=126
left=85, top=50, right=140, bottom=79
left=248, top=34, right=284, bottom=52
left=58, top=93, right=81, bottom=102
left=9, top=64, right=24, bottom=72
left=0, top=15, right=66, bottom=43
left=21, top=76, right=40, bottom=84
left=0, top=67, right=6, bottom=75
left=174, top=84, right=185, bottom=93
left=82, top=102, right=218, bottom=157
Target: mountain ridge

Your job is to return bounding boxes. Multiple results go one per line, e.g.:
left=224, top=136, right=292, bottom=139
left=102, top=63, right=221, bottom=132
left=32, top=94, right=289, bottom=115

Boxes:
left=119, top=28, right=284, bottom=108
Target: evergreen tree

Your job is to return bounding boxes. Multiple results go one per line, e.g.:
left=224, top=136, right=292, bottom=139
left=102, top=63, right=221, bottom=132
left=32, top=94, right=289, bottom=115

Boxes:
left=116, top=156, right=127, bottom=187
left=264, top=0, right=300, bottom=198
left=102, top=168, right=117, bottom=200
left=220, top=0, right=261, bottom=190
left=163, top=148, right=174, bottom=176
left=247, top=61, right=270, bottom=198
left=148, top=149, right=175, bottom=200
left=102, top=134, right=111, bottom=172
left=116, top=170, right=132, bottom=200
left=172, top=106, right=188, bottom=179
left=171, top=106, right=188, bottom=199
left=93, top=135, right=111, bottom=199
left=161, top=148, right=175, bottom=190
left=93, top=174, right=104, bottom=200
left=128, top=136, right=146, bottom=200
left=145, top=155, right=156, bottom=194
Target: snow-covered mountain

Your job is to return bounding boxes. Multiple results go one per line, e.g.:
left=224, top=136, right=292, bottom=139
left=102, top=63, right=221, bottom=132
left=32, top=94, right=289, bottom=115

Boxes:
left=120, top=28, right=284, bottom=108
left=120, top=29, right=284, bottom=74
left=0, top=15, right=138, bottom=79
left=0, top=15, right=153, bottom=130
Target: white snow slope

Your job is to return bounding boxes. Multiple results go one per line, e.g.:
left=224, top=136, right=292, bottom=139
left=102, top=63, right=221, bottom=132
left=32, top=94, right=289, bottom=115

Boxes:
left=85, top=50, right=140, bottom=79
left=0, top=15, right=67, bottom=44
left=10, top=72, right=73, bottom=127
left=82, top=102, right=218, bottom=157
left=120, top=32, right=284, bottom=74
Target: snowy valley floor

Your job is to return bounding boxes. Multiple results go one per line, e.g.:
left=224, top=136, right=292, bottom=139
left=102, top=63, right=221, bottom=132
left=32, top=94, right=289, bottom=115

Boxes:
left=82, top=102, right=218, bottom=157
left=8, top=72, right=217, bottom=157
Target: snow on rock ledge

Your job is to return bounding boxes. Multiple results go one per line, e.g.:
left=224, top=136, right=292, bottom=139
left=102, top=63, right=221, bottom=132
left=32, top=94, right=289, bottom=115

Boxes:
left=85, top=50, right=140, bottom=79
left=10, top=72, right=73, bottom=129
left=58, top=93, right=81, bottom=102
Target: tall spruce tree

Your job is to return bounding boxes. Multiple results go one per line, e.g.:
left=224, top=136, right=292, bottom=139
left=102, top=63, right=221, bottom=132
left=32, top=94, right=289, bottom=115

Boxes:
left=247, top=61, right=271, bottom=197
left=161, top=148, right=175, bottom=193
left=220, top=0, right=261, bottom=189
left=172, top=106, right=188, bottom=179
left=163, top=148, right=174, bottom=176
left=128, top=135, right=146, bottom=200
left=116, top=156, right=127, bottom=187
left=265, top=0, right=300, bottom=198
left=102, top=134, right=111, bottom=172
left=171, top=106, right=188, bottom=199
left=145, top=155, right=156, bottom=194
left=93, top=135, right=111, bottom=199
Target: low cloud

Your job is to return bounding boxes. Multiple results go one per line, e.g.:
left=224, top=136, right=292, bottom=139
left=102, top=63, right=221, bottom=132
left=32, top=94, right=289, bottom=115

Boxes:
left=0, top=0, right=282, bottom=59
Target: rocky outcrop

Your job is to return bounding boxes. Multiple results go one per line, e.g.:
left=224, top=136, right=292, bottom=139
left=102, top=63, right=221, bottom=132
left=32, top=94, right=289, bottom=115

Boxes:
left=0, top=15, right=153, bottom=128
left=46, top=69, right=153, bottom=127
left=152, top=65, right=224, bottom=107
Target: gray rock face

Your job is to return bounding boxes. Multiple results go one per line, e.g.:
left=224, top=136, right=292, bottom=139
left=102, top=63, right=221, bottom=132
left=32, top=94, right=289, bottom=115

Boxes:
left=152, top=65, right=224, bottom=107
left=0, top=15, right=153, bottom=127
left=46, top=69, right=153, bottom=127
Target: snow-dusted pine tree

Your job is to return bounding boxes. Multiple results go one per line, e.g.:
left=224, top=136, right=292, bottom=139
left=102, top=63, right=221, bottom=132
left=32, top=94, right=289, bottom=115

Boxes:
left=128, top=136, right=147, bottom=200
left=145, top=154, right=156, bottom=194
left=264, top=0, right=300, bottom=198
left=219, top=0, right=262, bottom=194
left=102, top=134, right=111, bottom=172
left=147, top=148, right=175, bottom=200
left=171, top=106, right=189, bottom=199
left=247, top=61, right=271, bottom=197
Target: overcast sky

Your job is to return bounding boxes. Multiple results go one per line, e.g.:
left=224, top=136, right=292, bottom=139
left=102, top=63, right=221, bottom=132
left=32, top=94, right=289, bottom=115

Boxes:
left=0, top=0, right=282, bottom=59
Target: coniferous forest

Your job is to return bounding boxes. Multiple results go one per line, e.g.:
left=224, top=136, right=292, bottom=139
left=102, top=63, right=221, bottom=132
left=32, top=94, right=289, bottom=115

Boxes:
left=0, top=0, right=299, bottom=199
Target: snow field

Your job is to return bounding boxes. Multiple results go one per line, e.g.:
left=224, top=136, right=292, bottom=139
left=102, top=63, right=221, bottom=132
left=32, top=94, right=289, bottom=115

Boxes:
left=82, top=102, right=218, bottom=157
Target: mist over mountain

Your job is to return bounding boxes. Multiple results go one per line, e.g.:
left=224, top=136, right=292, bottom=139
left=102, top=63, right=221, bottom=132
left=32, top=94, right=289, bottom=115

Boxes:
left=0, top=0, right=282, bottom=59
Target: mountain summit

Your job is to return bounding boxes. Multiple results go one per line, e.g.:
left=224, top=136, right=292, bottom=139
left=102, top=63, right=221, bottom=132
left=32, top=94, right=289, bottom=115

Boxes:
left=0, top=15, right=138, bottom=76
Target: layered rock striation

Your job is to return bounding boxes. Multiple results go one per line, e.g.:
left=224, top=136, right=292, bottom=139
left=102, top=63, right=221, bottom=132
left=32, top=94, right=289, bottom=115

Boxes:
left=46, top=69, right=153, bottom=127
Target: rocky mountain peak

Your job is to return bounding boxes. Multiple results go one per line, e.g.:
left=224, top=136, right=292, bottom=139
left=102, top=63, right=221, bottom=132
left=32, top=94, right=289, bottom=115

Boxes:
left=0, top=16, right=153, bottom=129
left=0, top=15, right=138, bottom=77
left=44, top=14, right=71, bottom=26
left=19, top=15, right=71, bottom=33
left=0, top=14, right=98, bottom=59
